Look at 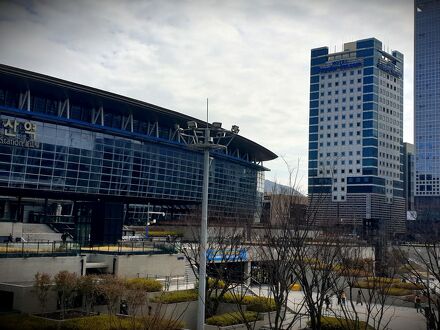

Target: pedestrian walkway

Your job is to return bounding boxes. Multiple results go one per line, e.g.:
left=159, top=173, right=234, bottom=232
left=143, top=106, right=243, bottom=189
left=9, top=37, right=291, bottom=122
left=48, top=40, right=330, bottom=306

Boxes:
left=250, top=285, right=427, bottom=330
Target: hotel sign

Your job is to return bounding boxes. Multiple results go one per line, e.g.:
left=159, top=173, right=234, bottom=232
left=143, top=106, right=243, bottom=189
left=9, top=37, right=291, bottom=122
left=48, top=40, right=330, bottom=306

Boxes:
left=0, top=119, right=40, bottom=148
left=319, top=59, right=363, bottom=73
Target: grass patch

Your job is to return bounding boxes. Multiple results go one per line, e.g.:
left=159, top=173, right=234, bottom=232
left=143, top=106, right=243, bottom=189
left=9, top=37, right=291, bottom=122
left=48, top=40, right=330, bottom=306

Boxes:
left=206, top=311, right=260, bottom=326
left=126, top=278, right=163, bottom=292
left=309, top=316, right=375, bottom=330
left=0, top=314, right=183, bottom=330
left=354, top=277, right=420, bottom=295
left=220, top=294, right=276, bottom=312
left=152, top=289, right=198, bottom=303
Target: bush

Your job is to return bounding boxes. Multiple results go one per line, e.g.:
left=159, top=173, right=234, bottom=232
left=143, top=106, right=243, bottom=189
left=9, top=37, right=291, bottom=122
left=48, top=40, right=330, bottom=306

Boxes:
left=206, top=311, right=260, bottom=326
left=308, top=317, right=375, bottom=330
left=126, top=278, right=163, bottom=292
left=152, top=289, right=198, bottom=303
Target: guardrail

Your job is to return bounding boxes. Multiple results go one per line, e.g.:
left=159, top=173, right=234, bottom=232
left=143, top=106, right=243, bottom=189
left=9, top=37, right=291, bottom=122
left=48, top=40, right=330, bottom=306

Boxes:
left=0, top=241, right=80, bottom=258
left=0, top=240, right=179, bottom=257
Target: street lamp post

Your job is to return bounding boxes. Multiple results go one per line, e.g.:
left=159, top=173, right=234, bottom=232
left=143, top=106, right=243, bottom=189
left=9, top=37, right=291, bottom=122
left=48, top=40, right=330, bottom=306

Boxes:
left=179, top=116, right=239, bottom=330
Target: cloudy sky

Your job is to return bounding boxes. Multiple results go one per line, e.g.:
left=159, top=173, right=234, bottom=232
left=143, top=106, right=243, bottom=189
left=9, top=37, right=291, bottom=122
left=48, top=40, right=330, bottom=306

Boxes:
left=0, top=0, right=414, bottom=192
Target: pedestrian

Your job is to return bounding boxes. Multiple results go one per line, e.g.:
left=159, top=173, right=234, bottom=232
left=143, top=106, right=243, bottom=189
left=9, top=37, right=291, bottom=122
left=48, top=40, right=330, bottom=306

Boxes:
left=325, top=295, right=331, bottom=310
left=8, top=233, right=13, bottom=243
left=356, top=289, right=363, bottom=306
left=415, top=294, right=422, bottom=313
left=341, top=291, right=346, bottom=306
left=337, top=292, right=341, bottom=305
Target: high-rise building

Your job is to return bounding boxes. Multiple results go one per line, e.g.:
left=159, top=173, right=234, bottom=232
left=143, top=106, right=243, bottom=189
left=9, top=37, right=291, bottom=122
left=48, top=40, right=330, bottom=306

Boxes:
left=403, top=142, right=415, bottom=213
left=414, top=0, right=440, bottom=221
left=308, top=38, right=405, bottom=234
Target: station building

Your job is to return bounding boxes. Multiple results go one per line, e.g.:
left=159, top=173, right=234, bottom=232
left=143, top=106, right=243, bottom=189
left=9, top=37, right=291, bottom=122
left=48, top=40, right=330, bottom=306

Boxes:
left=0, top=64, right=276, bottom=244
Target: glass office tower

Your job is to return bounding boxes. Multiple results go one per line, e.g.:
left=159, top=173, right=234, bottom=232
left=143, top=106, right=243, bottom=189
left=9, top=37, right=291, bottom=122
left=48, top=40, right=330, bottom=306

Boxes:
left=414, top=0, right=440, bottom=220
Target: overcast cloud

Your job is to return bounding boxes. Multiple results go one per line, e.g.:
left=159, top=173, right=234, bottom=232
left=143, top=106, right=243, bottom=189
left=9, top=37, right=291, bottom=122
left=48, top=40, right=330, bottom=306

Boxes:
left=0, top=0, right=414, bottom=192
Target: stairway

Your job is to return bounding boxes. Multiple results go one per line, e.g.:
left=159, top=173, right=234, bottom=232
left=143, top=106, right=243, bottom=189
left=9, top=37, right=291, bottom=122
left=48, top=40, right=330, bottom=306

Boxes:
left=22, top=223, right=67, bottom=242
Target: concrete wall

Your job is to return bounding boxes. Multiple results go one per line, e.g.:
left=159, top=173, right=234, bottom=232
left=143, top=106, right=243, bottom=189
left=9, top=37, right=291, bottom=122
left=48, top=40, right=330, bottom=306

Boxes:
left=115, top=254, right=186, bottom=278
left=0, top=283, right=58, bottom=313
left=0, top=255, right=82, bottom=282
left=148, top=301, right=198, bottom=330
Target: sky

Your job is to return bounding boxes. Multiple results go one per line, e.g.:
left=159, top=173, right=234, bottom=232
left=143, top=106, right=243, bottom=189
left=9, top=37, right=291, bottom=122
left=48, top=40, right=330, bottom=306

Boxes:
left=0, top=0, right=414, bottom=193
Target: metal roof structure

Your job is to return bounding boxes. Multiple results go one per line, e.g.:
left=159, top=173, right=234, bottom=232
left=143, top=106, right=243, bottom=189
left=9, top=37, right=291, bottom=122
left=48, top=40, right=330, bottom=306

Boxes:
left=0, top=64, right=277, bottom=163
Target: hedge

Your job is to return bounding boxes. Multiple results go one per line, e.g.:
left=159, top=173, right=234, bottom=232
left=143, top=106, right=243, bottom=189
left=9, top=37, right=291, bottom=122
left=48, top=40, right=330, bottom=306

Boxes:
left=206, top=311, right=260, bottom=326
left=308, top=316, right=375, bottom=330
left=126, top=278, right=163, bottom=292
left=152, top=289, right=198, bottom=303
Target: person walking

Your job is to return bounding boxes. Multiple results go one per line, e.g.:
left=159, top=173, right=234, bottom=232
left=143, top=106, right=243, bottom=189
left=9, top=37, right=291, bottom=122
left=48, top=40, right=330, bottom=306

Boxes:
left=325, top=295, right=331, bottom=311
left=341, top=291, right=346, bottom=306
left=415, top=294, right=422, bottom=313
left=356, top=289, right=363, bottom=306
left=337, top=291, right=341, bottom=305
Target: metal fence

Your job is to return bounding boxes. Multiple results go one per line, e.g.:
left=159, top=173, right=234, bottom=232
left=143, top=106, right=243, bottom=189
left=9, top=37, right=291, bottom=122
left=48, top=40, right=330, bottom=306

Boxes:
left=0, top=241, right=80, bottom=257
left=0, top=240, right=179, bottom=257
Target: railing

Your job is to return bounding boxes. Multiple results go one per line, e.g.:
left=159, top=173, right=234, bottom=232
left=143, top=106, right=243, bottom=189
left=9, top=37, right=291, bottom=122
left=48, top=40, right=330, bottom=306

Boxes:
left=0, top=240, right=179, bottom=257
left=0, top=241, right=80, bottom=257
left=81, top=241, right=178, bottom=255
left=134, top=273, right=196, bottom=291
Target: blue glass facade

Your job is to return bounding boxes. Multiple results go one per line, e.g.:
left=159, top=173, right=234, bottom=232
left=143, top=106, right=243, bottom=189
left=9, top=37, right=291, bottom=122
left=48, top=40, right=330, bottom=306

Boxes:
left=0, top=65, right=276, bottom=242
left=414, top=0, right=440, bottom=220
left=415, top=0, right=440, bottom=206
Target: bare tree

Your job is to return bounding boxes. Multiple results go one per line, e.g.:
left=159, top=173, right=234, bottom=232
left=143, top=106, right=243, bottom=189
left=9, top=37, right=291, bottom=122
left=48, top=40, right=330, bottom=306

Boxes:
left=53, top=270, right=78, bottom=319
left=77, top=275, right=99, bottom=315
left=181, top=221, right=247, bottom=318
left=397, top=222, right=440, bottom=330
left=33, top=272, right=52, bottom=314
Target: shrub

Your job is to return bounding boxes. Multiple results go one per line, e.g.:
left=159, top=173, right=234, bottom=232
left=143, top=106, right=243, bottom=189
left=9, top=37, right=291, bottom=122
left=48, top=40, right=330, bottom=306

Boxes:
left=152, top=289, right=198, bottom=303
left=126, top=278, right=163, bottom=292
left=308, top=316, right=375, bottom=330
left=206, top=311, right=260, bottom=326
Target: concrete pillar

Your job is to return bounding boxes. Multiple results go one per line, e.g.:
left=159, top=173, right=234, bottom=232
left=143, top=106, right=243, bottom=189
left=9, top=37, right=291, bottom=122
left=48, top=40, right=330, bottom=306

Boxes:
left=243, top=261, right=252, bottom=286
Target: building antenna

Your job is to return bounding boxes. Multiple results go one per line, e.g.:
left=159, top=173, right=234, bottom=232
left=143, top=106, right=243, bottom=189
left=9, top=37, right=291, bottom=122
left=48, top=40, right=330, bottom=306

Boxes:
left=206, top=98, right=209, bottom=127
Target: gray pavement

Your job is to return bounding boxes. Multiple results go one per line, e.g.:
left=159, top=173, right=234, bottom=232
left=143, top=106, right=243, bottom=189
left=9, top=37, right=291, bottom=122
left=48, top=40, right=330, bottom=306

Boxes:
left=252, top=285, right=427, bottom=330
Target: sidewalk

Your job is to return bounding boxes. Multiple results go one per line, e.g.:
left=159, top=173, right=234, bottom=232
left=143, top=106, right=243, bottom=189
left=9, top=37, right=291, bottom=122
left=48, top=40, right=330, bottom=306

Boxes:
left=252, top=285, right=427, bottom=330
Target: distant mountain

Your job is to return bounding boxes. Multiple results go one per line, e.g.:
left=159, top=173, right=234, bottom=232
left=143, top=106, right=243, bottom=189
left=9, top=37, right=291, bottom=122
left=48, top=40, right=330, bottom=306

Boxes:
left=264, top=179, right=303, bottom=195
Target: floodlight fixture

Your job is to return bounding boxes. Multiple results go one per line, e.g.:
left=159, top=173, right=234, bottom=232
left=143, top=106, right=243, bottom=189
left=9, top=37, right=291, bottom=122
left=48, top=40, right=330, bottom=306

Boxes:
left=187, top=121, right=197, bottom=129
left=212, top=122, right=222, bottom=129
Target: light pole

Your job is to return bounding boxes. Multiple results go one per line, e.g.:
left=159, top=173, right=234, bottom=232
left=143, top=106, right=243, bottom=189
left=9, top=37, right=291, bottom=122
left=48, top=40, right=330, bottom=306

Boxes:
left=179, top=115, right=239, bottom=330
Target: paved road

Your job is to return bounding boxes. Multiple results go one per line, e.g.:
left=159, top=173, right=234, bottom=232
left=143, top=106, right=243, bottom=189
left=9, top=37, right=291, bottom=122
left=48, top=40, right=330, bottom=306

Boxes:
left=253, top=285, right=427, bottom=330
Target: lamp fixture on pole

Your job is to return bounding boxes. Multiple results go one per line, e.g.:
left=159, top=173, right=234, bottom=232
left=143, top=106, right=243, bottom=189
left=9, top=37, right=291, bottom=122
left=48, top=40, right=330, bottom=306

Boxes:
left=178, top=101, right=239, bottom=330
